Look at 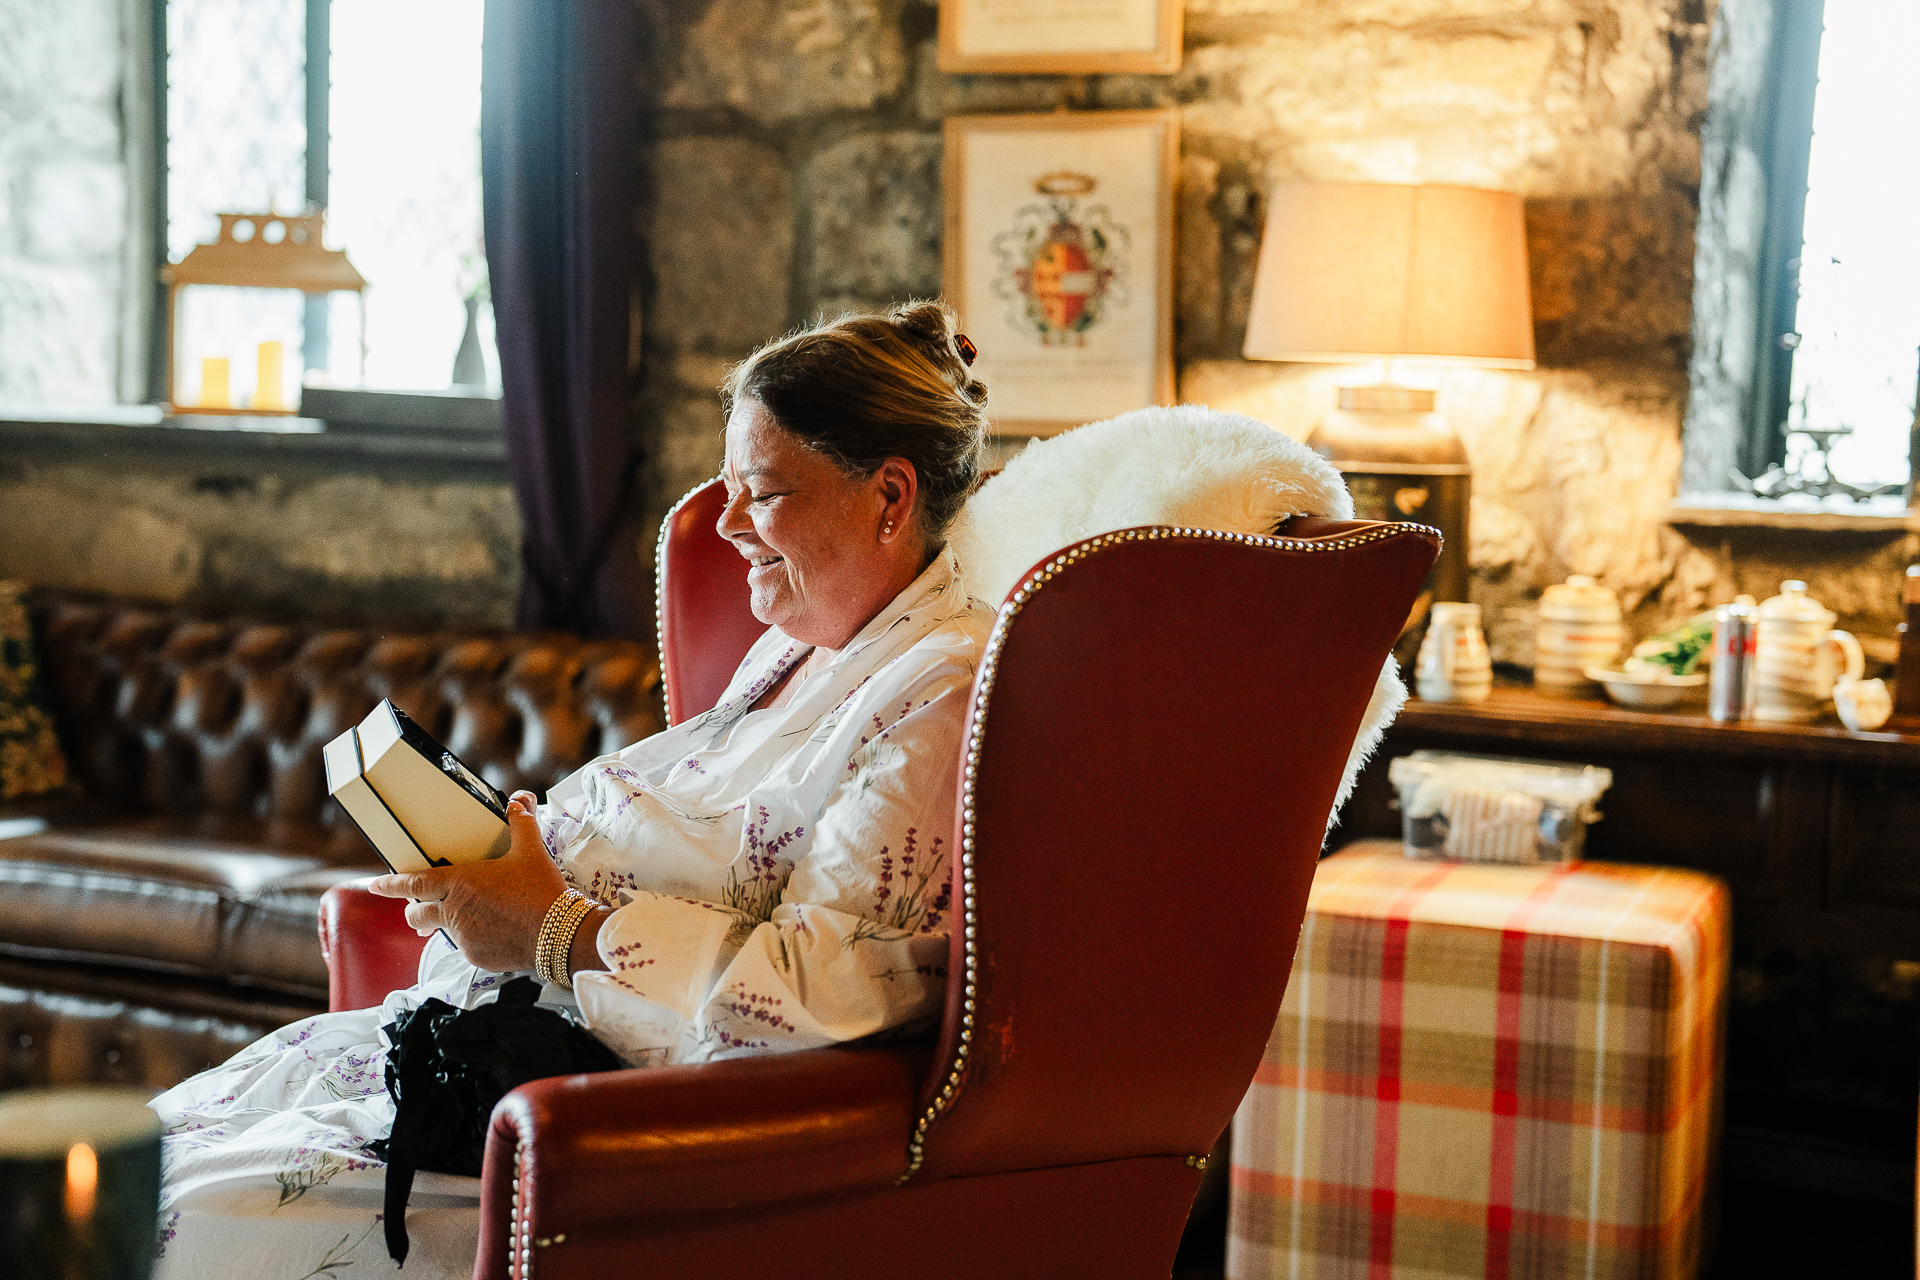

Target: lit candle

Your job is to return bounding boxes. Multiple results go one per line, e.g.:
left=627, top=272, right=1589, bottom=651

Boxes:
left=200, top=357, right=230, bottom=409
left=255, top=341, right=286, bottom=410
left=0, top=1088, right=160, bottom=1280
left=64, top=1141, right=97, bottom=1221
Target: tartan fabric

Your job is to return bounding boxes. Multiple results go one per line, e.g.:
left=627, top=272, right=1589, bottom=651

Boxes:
left=1230, top=841, right=1729, bottom=1280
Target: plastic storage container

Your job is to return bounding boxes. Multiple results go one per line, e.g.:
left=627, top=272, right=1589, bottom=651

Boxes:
left=1387, top=750, right=1613, bottom=864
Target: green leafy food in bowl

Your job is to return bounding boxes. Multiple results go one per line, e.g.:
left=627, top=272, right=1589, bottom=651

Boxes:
left=1626, top=615, right=1714, bottom=677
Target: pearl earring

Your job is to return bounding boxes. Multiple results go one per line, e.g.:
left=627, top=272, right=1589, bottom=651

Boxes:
left=883, top=520, right=895, bottom=535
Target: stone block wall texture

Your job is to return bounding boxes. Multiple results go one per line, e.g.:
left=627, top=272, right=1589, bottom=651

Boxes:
left=4, top=0, right=1908, bottom=655
left=0, top=453, right=519, bottom=629
left=0, top=0, right=139, bottom=406
left=633, top=0, right=1909, bottom=666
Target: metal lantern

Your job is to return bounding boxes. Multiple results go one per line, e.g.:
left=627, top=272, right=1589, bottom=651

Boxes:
left=159, top=211, right=366, bottom=415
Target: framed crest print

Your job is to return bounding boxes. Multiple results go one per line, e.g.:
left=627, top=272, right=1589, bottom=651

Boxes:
left=943, top=110, right=1177, bottom=436
left=937, top=0, right=1182, bottom=74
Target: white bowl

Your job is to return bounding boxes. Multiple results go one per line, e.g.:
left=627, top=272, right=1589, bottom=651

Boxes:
left=1584, top=667, right=1708, bottom=710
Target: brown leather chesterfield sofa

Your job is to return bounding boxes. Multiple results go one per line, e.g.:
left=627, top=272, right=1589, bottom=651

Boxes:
left=0, top=588, right=663, bottom=1091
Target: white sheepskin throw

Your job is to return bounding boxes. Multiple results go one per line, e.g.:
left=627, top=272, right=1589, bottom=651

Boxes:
left=948, top=403, right=1405, bottom=830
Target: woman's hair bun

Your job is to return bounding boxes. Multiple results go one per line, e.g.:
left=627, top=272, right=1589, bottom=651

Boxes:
left=890, top=299, right=953, bottom=344
left=887, top=300, right=972, bottom=381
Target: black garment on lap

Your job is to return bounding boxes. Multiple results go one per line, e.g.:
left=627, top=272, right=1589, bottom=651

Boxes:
left=369, top=976, right=622, bottom=1265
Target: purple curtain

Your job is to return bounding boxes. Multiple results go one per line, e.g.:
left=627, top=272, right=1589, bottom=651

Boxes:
left=482, top=0, right=645, bottom=638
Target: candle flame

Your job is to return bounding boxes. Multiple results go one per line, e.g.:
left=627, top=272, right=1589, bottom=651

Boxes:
left=65, top=1142, right=98, bottom=1221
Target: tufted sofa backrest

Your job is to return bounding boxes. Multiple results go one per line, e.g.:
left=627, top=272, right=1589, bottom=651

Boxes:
left=27, top=590, right=665, bottom=826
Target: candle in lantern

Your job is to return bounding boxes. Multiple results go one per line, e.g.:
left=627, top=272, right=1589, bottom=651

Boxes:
left=254, top=341, right=286, bottom=410
left=200, top=357, right=230, bottom=409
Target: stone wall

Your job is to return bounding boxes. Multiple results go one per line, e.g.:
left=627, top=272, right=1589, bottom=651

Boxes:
left=633, top=0, right=1913, bottom=667
left=0, top=0, right=147, bottom=406
left=0, top=445, right=518, bottom=629
left=4, top=0, right=1910, bottom=657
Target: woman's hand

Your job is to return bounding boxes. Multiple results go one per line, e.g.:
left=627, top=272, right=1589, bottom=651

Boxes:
left=365, top=791, right=567, bottom=974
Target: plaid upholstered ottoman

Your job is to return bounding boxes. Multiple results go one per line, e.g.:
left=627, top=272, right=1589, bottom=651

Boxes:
left=1230, top=842, right=1729, bottom=1280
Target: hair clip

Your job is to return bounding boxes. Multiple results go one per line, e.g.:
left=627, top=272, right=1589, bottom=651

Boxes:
left=954, top=334, right=978, bottom=366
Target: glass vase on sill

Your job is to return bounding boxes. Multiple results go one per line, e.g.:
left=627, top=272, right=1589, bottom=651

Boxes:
left=452, top=294, right=485, bottom=388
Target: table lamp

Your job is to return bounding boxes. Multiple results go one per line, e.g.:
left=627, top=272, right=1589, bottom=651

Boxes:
left=1242, top=183, right=1535, bottom=635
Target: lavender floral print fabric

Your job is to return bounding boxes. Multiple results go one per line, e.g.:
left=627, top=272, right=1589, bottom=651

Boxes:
left=147, top=546, right=991, bottom=1279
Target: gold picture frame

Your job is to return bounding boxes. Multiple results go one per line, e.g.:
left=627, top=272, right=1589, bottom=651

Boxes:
left=937, top=0, right=1182, bottom=74
left=943, top=110, right=1178, bottom=436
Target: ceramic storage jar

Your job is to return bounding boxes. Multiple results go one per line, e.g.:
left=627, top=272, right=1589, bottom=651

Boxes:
left=1535, top=575, right=1623, bottom=696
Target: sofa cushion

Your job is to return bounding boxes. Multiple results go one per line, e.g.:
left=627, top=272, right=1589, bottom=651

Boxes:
left=0, top=954, right=323, bottom=1090
left=0, top=804, right=383, bottom=1000
left=0, top=580, right=72, bottom=801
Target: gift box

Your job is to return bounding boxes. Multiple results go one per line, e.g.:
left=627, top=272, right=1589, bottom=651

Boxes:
left=1230, top=842, right=1729, bottom=1280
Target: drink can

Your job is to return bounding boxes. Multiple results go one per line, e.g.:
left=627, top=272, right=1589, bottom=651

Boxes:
left=1709, top=601, right=1758, bottom=722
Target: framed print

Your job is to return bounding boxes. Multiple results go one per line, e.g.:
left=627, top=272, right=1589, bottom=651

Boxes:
left=938, top=0, right=1182, bottom=74
left=943, top=110, right=1177, bottom=436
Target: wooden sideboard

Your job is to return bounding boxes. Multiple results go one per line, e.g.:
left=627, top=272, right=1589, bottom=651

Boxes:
left=1335, top=683, right=1920, bottom=959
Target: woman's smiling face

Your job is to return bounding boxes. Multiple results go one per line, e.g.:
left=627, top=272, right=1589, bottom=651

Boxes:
left=717, top=398, right=911, bottom=649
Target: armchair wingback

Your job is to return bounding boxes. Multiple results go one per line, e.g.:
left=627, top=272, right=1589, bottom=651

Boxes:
left=323, top=477, right=1438, bottom=1279
left=654, top=477, right=763, bottom=725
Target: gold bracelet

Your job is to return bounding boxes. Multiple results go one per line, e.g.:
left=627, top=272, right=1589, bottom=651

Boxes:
left=533, top=890, right=597, bottom=989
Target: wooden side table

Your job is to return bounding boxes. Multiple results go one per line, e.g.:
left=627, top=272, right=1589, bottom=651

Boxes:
left=1335, top=682, right=1920, bottom=959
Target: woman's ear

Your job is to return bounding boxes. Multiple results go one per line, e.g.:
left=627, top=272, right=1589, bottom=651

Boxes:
left=876, top=458, right=919, bottom=541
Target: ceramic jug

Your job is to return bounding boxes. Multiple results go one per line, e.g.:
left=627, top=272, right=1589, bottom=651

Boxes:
left=1754, top=580, right=1866, bottom=722
left=1535, top=575, right=1623, bottom=695
left=1416, top=601, right=1492, bottom=702
left=1835, top=677, right=1893, bottom=732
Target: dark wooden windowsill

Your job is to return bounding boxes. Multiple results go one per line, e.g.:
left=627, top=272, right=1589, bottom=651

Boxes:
left=1668, top=494, right=1917, bottom=535
left=0, top=402, right=507, bottom=478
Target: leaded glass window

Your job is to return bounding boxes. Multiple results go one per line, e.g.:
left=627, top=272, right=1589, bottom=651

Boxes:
left=165, top=0, right=308, bottom=408
left=1780, top=0, right=1920, bottom=489
left=163, top=0, right=491, bottom=407
left=325, top=0, right=490, bottom=391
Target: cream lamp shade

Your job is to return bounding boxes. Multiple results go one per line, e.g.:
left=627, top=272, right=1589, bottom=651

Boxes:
left=1242, top=183, right=1535, bottom=369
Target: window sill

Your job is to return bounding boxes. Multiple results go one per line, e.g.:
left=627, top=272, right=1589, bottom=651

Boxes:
left=297, top=387, right=502, bottom=435
left=1667, top=493, right=1917, bottom=534
left=0, top=396, right=507, bottom=476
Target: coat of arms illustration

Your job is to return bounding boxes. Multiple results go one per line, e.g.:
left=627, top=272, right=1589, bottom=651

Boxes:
left=991, top=171, right=1132, bottom=346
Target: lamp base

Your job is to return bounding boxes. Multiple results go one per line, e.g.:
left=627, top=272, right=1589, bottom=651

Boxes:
left=1308, top=385, right=1472, bottom=668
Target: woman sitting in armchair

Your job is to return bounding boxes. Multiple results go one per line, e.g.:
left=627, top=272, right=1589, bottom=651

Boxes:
left=150, top=301, right=994, bottom=1279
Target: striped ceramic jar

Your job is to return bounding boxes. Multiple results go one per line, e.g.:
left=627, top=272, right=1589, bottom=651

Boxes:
left=1534, top=575, right=1623, bottom=695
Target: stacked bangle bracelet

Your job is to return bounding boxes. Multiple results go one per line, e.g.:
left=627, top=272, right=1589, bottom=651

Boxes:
left=533, top=889, right=598, bottom=989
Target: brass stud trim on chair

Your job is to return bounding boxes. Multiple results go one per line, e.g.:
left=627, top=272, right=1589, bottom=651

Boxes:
left=509, top=1145, right=529, bottom=1280
left=896, top=520, right=1441, bottom=1184
left=656, top=475, right=728, bottom=728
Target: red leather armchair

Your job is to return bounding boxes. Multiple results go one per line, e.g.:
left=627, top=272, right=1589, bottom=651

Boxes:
left=321, top=478, right=1437, bottom=1279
